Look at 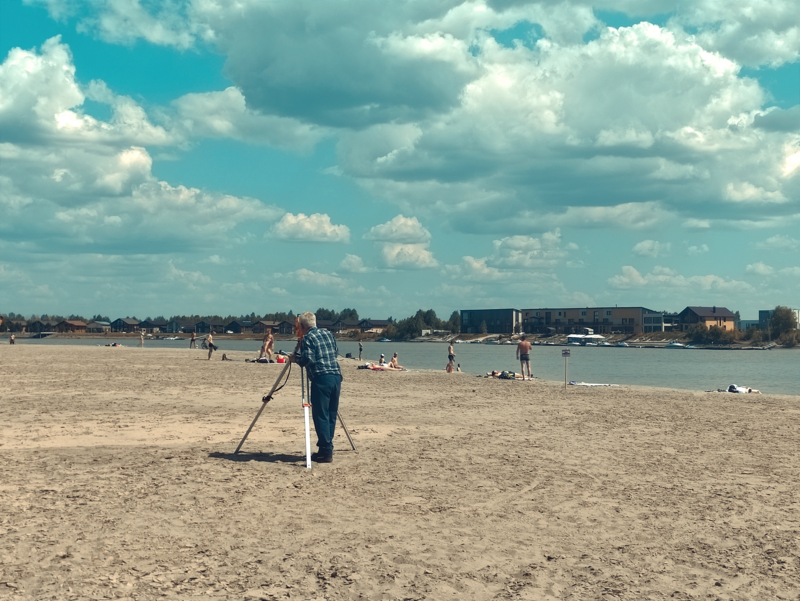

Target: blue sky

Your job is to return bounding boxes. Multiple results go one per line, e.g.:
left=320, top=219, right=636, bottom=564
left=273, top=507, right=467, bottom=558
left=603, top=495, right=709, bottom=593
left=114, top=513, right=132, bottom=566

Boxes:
left=1, top=0, right=798, bottom=321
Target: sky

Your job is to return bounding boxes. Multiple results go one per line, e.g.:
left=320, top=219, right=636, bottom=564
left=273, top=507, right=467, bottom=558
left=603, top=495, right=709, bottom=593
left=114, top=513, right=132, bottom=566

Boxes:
left=0, top=0, right=798, bottom=321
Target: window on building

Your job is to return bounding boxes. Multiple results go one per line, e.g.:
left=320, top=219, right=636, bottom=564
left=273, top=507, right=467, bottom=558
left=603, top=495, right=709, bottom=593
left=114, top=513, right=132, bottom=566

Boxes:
left=581, top=311, right=586, bottom=316
left=606, top=311, right=612, bottom=316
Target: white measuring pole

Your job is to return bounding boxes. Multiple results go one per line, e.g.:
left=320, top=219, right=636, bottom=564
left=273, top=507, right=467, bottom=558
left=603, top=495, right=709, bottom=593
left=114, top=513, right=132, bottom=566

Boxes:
left=301, top=367, right=312, bottom=469
left=303, top=401, right=312, bottom=469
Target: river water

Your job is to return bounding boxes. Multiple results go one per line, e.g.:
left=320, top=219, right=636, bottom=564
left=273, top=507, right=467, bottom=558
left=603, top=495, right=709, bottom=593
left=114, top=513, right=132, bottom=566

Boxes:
left=16, top=337, right=800, bottom=396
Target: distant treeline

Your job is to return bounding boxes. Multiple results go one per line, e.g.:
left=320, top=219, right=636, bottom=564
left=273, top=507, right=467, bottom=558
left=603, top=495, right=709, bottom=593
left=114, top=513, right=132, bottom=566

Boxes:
left=2, top=307, right=462, bottom=340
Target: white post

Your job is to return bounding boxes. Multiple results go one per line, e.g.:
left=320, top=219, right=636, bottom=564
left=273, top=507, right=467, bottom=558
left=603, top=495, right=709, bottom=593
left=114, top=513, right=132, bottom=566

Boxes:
left=303, top=401, right=312, bottom=469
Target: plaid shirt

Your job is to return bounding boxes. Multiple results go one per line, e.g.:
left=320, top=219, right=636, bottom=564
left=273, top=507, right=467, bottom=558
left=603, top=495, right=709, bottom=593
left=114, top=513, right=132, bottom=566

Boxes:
left=296, top=326, right=342, bottom=381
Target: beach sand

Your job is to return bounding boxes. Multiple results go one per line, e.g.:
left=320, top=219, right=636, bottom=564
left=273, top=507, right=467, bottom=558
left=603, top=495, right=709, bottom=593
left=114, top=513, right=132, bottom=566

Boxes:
left=1, top=345, right=798, bottom=600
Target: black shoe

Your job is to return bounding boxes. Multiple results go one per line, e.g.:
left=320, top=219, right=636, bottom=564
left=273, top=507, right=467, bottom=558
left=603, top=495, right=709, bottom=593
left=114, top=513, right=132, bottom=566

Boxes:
left=310, top=452, right=332, bottom=463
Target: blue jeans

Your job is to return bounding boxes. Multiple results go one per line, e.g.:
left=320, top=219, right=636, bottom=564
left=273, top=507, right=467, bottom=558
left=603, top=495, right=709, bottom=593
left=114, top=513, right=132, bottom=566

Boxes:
left=310, top=373, right=342, bottom=456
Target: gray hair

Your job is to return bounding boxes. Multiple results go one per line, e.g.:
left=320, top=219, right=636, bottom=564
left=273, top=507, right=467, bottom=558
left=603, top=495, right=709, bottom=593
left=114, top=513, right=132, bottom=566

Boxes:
left=298, top=311, right=316, bottom=329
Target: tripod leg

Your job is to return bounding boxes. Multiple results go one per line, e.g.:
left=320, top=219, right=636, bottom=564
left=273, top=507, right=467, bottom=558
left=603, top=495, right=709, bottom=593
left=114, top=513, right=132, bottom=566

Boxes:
left=338, top=411, right=357, bottom=452
left=234, top=362, right=291, bottom=454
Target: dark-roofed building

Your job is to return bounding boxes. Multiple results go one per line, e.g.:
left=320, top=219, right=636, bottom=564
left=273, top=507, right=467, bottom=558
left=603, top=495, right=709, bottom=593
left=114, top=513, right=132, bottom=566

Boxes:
left=359, top=318, right=391, bottom=333
left=276, top=320, right=295, bottom=335
left=55, top=320, right=87, bottom=333
left=331, top=319, right=360, bottom=334
left=252, top=320, right=279, bottom=334
left=678, top=306, right=737, bottom=332
left=163, top=320, right=194, bottom=333
left=195, top=320, right=226, bottom=334
left=28, top=320, right=58, bottom=333
left=86, top=321, right=111, bottom=333
left=316, top=319, right=335, bottom=331
left=111, top=318, right=140, bottom=333
left=461, top=309, right=520, bottom=335
left=226, top=320, right=253, bottom=334
left=139, top=319, right=167, bottom=333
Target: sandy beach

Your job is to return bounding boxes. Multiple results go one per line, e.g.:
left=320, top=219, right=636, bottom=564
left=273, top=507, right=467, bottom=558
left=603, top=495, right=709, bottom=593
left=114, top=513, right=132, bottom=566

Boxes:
left=1, top=344, right=798, bottom=601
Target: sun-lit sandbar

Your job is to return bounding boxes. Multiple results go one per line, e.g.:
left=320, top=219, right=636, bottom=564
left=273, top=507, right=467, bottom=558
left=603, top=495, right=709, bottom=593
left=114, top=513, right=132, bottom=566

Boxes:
left=1, top=344, right=797, bottom=600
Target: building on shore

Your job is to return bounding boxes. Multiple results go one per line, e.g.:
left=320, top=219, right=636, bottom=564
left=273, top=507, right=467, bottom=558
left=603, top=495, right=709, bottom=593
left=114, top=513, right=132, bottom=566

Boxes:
left=359, top=318, right=390, bottom=333
left=139, top=319, right=167, bottom=333
left=518, top=307, right=657, bottom=336
left=111, top=318, right=140, bottom=333
left=86, top=321, right=111, bottom=333
left=460, top=309, right=521, bottom=335
left=677, top=306, right=736, bottom=332
left=758, top=308, right=799, bottom=330
left=195, top=320, right=226, bottom=334
left=55, top=320, right=87, bottom=333
left=225, top=320, right=253, bottom=334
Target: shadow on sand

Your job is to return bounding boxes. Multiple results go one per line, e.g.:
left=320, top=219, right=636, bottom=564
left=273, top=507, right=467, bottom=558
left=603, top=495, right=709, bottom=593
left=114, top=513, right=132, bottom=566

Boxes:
left=208, top=451, right=305, bottom=464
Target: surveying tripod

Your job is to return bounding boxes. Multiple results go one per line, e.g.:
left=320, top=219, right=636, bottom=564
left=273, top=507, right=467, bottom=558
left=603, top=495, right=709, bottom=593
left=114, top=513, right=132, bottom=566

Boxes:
left=234, top=360, right=357, bottom=468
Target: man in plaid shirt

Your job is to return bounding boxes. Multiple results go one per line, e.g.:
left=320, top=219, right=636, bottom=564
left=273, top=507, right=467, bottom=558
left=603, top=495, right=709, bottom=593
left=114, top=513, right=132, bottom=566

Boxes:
left=290, top=311, right=342, bottom=463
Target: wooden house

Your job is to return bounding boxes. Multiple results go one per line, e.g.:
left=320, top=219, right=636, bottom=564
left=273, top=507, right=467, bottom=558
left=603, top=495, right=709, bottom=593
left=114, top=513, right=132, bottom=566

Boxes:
left=139, top=319, right=167, bottom=333
left=111, top=318, right=140, bottom=333
left=55, top=320, right=87, bottom=333
left=359, top=318, right=390, bottom=333
left=225, top=320, right=253, bottom=334
left=252, top=320, right=279, bottom=334
left=86, top=321, right=111, bottom=333
left=276, top=320, right=295, bottom=335
left=331, top=319, right=360, bottom=334
left=195, top=320, right=226, bottom=334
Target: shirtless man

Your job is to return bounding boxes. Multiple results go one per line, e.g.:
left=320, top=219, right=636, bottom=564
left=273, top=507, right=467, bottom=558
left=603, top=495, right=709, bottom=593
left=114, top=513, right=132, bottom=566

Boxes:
left=390, top=352, right=404, bottom=370
left=448, top=342, right=455, bottom=365
left=190, top=331, right=197, bottom=349
left=516, top=336, right=533, bottom=380
left=207, top=332, right=217, bottom=360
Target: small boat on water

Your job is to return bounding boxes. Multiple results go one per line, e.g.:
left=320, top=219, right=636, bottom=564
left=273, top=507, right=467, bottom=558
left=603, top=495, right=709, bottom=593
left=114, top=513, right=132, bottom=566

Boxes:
left=484, top=340, right=499, bottom=345
left=665, top=340, right=685, bottom=348
left=584, top=342, right=597, bottom=346
left=569, top=342, right=581, bottom=346
left=598, top=341, right=612, bottom=346
left=378, top=337, right=392, bottom=342
left=616, top=342, right=629, bottom=347
left=470, top=339, right=483, bottom=344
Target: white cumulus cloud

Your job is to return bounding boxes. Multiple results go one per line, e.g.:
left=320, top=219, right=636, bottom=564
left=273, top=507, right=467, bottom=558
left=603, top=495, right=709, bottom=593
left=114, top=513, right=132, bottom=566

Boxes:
left=633, top=240, right=671, bottom=258
left=271, top=213, right=350, bottom=243
left=745, top=261, right=775, bottom=276
left=381, top=243, right=438, bottom=269
left=364, top=215, right=431, bottom=243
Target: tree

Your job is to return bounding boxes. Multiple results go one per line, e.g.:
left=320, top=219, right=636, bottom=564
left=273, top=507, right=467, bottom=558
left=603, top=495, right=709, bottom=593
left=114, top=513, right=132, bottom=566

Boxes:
left=339, top=308, right=359, bottom=321
left=447, top=310, right=461, bottom=334
left=770, top=306, right=797, bottom=339
left=479, top=320, right=488, bottom=335
left=315, top=307, right=338, bottom=321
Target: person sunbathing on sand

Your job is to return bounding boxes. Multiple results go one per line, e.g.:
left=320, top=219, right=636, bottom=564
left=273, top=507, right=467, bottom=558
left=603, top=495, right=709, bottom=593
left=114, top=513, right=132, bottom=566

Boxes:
left=727, top=384, right=761, bottom=394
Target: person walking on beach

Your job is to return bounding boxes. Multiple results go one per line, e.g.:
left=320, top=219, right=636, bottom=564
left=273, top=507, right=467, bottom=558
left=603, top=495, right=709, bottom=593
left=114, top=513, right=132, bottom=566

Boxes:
left=289, top=311, right=342, bottom=463
left=190, top=331, right=197, bottom=349
left=9, top=333, right=15, bottom=345
left=358, top=341, right=363, bottom=361
left=448, top=342, right=455, bottom=365
left=207, top=332, right=218, bottom=360
left=140, top=331, right=144, bottom=347
left=264, top=329, right=274, bottom=360
left=517, top=335, right=532, bottom=380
